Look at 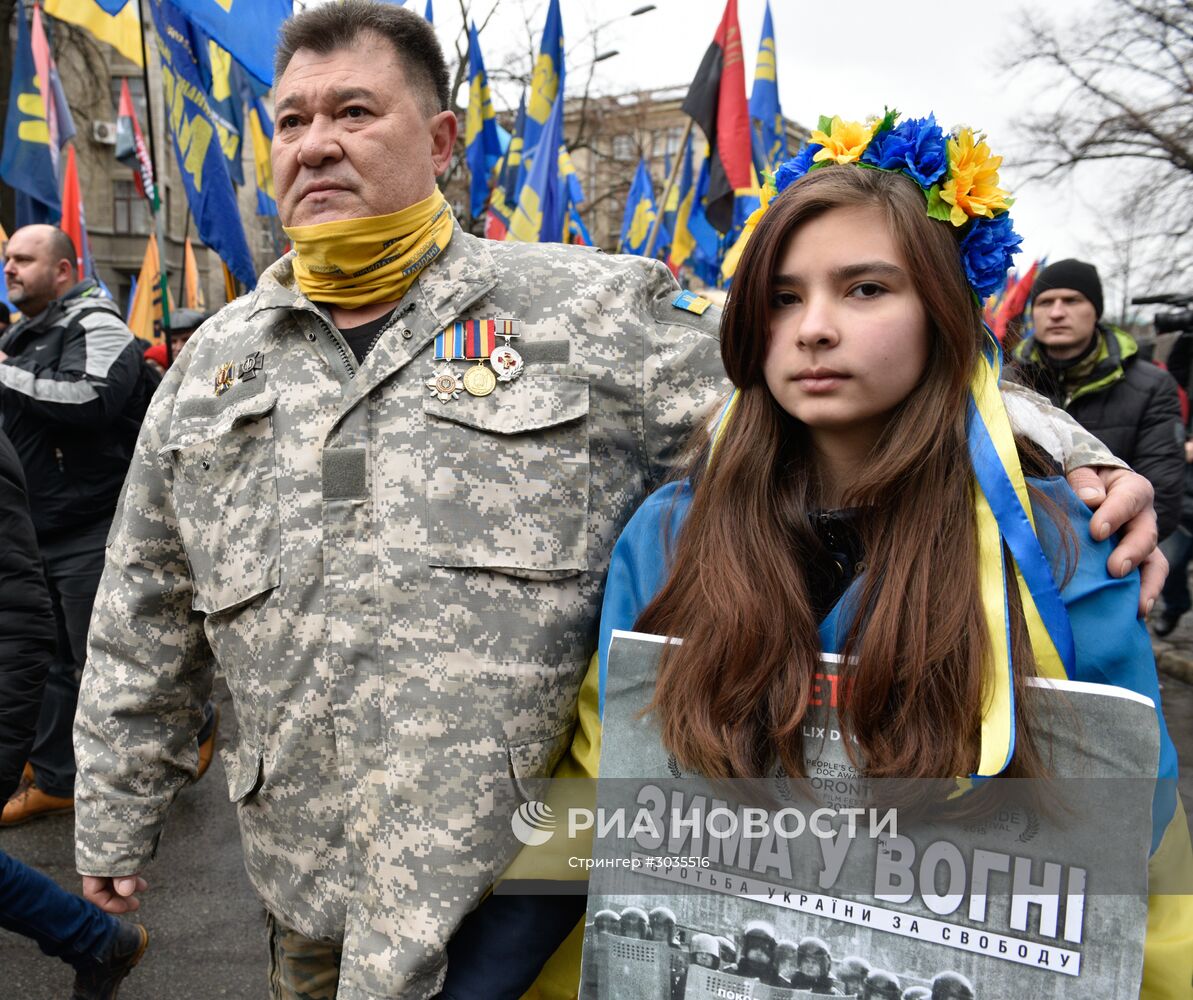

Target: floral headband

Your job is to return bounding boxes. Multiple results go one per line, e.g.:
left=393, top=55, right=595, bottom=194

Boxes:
left=729, top=110, right=1022, bottom=301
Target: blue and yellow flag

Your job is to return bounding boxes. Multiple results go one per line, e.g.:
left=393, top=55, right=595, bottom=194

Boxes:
left=1, top=1, right=60, bottom=222
left=465, top=23, right=502, bottom=219
left=748, top=1, right=786, bottom=171
left=513, top=0, right=564, bottom=202
left=194, top=35, right=246, bottom=186
left=499, top=92, right=527, bottom=210
left=507, top=92, right=566, bottom=244
left=618, top=160, right=669, bottom=257
left=686, top=153, right=724, bottom=286
left=166, top=0, right=290, bottom=86
left=424, top=0, right=433, bottom=23
left=668, top=136, right=698, bottom=272
left=148, top=0, right=255, bottom=287
left=565, top=205, right=592, bottom=246
left=43, top=0, right=143, bottom=67
left=559, top=145, right=584, bottom=208
left=248, top=97, right=277, bottom=217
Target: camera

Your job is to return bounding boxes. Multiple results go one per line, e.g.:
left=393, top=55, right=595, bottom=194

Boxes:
left=1132, top=292, right=1193, bottom=334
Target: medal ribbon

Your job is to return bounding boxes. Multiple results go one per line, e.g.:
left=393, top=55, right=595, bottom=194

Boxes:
left=435, top=320, right=497, bottom=360
left=707, top=336, right=1075, bottom=779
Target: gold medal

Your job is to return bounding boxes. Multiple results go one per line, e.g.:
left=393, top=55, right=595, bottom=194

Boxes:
left=213, top=362, right=235, bottom=396
left=462, top=362, right=496, bottom=397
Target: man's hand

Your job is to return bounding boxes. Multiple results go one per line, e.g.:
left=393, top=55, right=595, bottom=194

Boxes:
left=1066, top=466, right=1164, bottom=614
left=0, top=351, right=7, bottom=362
left=82, top=874, right=147, bottom=914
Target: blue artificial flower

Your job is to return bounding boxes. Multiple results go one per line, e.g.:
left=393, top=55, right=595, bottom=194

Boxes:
left=773, top=144, right=821, bottom=192
left=959, top=213, right=1022, bottom=299
left=861, top=113, right=948, bottom=188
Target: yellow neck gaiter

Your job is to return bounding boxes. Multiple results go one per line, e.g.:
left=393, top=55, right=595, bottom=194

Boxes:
left=284, top=190, right=454, bottom=308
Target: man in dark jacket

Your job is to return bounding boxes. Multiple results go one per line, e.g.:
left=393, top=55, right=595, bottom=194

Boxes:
left=1014, top=258, right=1184, bottom=538
left=0, top=429, right=148, bottom=997
left=0, top=225, right=150, bottom=824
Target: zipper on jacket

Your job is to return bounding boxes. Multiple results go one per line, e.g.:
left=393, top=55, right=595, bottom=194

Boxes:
left=305, top=311, right=357, bottom=378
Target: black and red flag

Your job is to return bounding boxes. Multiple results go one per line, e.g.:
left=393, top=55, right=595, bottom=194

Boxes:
left=681, top=0, right=753, bottom=234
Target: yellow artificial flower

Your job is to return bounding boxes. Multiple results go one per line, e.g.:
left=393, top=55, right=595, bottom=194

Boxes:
left=937, top=128, right=1010, bottom=227
left=809, top=116, right=876, bottom=165
left=721, top=182, right=777, bottom=279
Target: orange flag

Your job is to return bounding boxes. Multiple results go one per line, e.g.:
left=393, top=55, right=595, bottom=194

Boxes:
left=59, top=146, right=86, bottom=281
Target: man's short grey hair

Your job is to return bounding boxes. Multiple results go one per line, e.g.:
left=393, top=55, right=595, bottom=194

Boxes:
left=274, top=0, right=451, bottom=117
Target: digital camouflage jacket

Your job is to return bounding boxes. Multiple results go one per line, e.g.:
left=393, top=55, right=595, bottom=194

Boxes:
left=74, top=230, right=725, bottom=1000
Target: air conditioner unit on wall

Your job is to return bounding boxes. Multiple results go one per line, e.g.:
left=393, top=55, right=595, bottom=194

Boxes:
left=92, top=121, right=117, bottom=145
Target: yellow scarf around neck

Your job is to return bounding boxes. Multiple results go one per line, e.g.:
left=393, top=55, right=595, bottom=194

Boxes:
left=283, top=189, right=454, bottom=308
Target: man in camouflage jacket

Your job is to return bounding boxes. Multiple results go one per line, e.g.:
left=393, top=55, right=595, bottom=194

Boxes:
left=72, top=4, right=1162, bottom=999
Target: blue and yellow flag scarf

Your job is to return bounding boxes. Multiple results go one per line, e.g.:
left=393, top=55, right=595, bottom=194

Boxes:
left=709, top=336, right=1075, bottom=778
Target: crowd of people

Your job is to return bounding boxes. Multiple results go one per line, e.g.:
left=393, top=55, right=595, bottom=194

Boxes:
left=1, top=2, right=1190, bottom=999
left=585, top=904, right=976, bottom=1000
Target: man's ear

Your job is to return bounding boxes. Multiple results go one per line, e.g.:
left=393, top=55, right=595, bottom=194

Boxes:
left=54, top=257, right=76, bottom=290
left=429, top=109, right=458, bottom=176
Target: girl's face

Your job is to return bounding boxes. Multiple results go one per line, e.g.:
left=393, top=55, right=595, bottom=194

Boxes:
left=763, top=204, right=930, bottom=454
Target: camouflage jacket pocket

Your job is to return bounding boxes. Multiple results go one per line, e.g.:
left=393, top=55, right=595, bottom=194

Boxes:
left=507, top=723, right=574, bottom=802
left=424, top=373, right=589, bottom=577
left=161, top=390, right=281, bottom=613
left=218, top=740, right=264, bottom=802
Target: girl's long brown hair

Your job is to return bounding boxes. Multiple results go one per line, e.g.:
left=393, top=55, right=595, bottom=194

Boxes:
left=637, top=166, right=1067, bottom=782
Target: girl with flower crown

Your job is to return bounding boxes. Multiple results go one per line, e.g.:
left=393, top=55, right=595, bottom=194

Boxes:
left=595, top=114, right=1193, bottom=995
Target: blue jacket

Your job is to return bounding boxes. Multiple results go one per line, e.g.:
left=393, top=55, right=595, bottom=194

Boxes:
left=597, top=476, right=1193, bottom=998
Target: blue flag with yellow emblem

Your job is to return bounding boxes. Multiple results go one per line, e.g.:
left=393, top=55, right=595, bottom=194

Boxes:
left=686, top=154, right=723, bottom=285
left=1, top=1, right=61, bottom=222
left=192, top=34, right=248, bottom=186
left=513, top=0, right=563, bottom=202
left=619, top=160, right=669, bottom=257
left=465, top=23, right=502, bottom=219
left=507, top=92, right=566, bottom=244
left=165, top=0, right=290, bottom=86
left=148, top=0, right=255, bottom=287
left=248, top=97, right=277, bottom=216
left=748, top=1, right=786, bottom=171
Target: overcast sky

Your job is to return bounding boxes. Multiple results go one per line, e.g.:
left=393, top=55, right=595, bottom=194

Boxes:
left=417, top=0, right=1117, bottom=281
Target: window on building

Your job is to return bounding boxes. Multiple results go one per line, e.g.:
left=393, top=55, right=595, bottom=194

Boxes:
left=114, top=273, right=136, bottom=316
left=662, top=125, right=684, bottom=160
left=113, top=180, right=152, bottom=235
left=612, top=134, right=636, bottom=161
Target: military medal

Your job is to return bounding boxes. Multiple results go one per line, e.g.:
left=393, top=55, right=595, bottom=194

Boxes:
left=214, top=361, right=235, bottom=396
left=490, top=343, right=523, bottom=382
left=492, top=317, right=522, bottom=382
left=238, top=351, right=264, bottom=381
left=462, top=362, right=496, bottom=397
left=426, top=366, right=463, bottom=402
left=429, top=318, right=522, bottom=400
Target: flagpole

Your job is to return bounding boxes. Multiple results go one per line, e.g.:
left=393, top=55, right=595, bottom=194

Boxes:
left=177, top=211, right=190, bottom=305
left=645, top=117, right=693, bottom=260
left=137, top=0, right=172, bottom=359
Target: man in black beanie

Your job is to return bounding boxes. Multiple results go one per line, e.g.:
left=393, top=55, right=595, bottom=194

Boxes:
left=1014, top=258, right=1184, bottom=544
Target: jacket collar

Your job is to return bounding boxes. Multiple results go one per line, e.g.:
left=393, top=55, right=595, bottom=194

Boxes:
left=4, top=278, right=114, bottom=341
left=1014, top=323, right=1134, bottom=403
